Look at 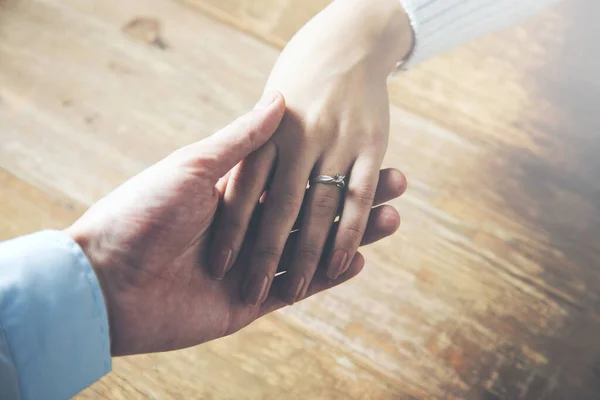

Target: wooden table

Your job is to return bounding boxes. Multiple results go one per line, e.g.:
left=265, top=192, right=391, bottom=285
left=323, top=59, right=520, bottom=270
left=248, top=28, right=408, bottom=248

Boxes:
left=1, top=0, right=599, bottom=398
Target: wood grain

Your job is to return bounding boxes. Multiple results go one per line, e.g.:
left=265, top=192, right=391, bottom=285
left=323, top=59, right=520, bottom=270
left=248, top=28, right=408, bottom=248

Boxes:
left=1, top=0, right=599, bottom=398
left=0, top=168, right=83, bottom=239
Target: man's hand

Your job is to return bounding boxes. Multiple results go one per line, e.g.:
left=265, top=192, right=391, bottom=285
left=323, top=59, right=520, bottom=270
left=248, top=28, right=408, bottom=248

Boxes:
left=65, top=92, right=407, bottom=356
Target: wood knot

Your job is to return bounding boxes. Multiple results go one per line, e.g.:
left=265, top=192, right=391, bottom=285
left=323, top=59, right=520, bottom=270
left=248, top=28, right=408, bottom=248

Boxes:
left=122, top=17, right=169, bottom=49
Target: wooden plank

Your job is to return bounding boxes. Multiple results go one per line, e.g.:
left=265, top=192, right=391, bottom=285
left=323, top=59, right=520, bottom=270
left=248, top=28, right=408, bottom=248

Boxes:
left=0, top=0, right=273, bottom=204
left=177, top=0, right=325, bottom=48
left=84, top=318, right=419, bottom=400
left=0, top=168, right=83, bottom=239
left=2, top=0, right=600, bottom=398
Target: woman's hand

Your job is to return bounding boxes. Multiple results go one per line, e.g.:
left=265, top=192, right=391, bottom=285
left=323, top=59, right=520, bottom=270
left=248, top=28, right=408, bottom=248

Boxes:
left=209, top=0, right=413, bottom=305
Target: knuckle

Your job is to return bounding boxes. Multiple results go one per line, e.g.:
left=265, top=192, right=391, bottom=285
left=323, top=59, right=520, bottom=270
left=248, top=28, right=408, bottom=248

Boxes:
left=246, top=125, right=263, bottom=152
left=188, top=151, right=220, bottom=176
left=272, top=188, right=302, bottom=216
left=297, top=246, right=322, bottom=265
left=311, top=192, right=339, bottom=217
left=315, top=114, right=339, bottom=134
left=253, top=245, right=282, bottom=264
left=246, top=141, right=276, bottom=169
left=234, top=114, right=261, bottom=150
left=241, top=119, right=261, bottom=151
left=293, top=132, right=313, bottom=148
left=342, top=222, right=364, bottom=243
left=362, top=130, right=388, bottom=153
left=367, top=123, right=387, bottom=139
left=349, top=186, right=377, bottom=207
left=279, top=135, right=313, bottom=155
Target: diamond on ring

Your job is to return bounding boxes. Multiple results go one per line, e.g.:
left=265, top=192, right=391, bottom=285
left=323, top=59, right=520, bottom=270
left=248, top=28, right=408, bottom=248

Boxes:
left=310, top=174, right=346, bottom=189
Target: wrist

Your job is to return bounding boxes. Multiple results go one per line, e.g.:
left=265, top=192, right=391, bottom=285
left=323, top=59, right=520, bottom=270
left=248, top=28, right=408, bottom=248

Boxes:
left=328, top=0, right=413, bottom=76
left=64, top=226, right=115, bottom=348
left=267, top=0, right=413, bottom=91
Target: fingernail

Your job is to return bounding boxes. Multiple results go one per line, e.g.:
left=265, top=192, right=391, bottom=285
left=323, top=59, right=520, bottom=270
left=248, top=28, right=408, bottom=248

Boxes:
left=327, top=250, right=348, bottom=280
left=211, top=247, right=232, bottom=280
left=338, top=256, right=351, bottom=276
left=244, top=274, right=269, bottom=306
left=254, top=91, right=279, bottom=110
left=285, top=276, right=305, bottom=305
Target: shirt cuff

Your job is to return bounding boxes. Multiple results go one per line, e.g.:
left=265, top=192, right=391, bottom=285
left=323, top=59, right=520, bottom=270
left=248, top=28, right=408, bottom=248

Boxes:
left=0, top=230, right=111, bottom=400
left=397, top=0, right=563, bottom=70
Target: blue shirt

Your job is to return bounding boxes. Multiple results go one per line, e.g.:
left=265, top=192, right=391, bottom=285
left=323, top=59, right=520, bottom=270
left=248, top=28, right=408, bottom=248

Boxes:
left=0, top=231, right=111, bottom=399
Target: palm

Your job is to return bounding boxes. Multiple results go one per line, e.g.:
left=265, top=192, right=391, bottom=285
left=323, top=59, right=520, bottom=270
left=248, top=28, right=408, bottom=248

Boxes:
left=72, top=160, right=268, bottom=355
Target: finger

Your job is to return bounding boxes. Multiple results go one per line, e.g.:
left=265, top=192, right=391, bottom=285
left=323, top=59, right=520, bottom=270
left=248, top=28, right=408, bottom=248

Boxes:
left=280, top=164, right=349, bottom=305
left=359, top=204, right=401, bottom=246
left=183, top=92, right=285, bottom=181
left=242, top=157, right=314, bottom=306
left=276, top=204, right=400, bottom=274
left=259, top=252, right=365, bottom=317
left=234, top=167, right=404, bottom=276
left=292, top=167, right=407, bottom=231
left=373, top=168, right=407, bottom=205
left=215, top=169, right=233, bottom=197
left=326, top=157, right=380, bottom=280
left=209, top=143, right=276, bottom=279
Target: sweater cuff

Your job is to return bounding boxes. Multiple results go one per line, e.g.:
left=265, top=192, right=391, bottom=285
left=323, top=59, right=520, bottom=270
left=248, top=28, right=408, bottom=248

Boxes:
left=396, top=0, right=563, bottom=70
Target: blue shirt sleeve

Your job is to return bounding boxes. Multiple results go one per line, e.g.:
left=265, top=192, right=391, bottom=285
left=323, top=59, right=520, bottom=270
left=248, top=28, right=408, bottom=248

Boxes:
left=0, top=231, right=112, bottom=400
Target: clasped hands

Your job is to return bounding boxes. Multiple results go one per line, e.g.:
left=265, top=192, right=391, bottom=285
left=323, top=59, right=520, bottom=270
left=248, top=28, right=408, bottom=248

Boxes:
left=66, top=0, right=410, bottom=356
left=66, top=92, right=405, bottom=356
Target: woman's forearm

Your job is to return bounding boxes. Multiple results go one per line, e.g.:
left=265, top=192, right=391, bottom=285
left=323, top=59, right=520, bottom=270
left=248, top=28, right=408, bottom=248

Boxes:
left=276, top=0, right=413, bottom=81
left=325, top=0, right=414, bottom=75
left=283, top=0, right=563, bottom=80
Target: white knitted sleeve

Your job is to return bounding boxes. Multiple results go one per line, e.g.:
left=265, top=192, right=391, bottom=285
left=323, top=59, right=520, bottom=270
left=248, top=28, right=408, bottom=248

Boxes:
left=397, top=0, right=565, bottom=69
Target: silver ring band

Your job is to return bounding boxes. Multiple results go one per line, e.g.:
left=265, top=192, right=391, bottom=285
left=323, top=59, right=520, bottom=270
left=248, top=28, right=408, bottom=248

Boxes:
left=310, top=174, right=346, bottom=189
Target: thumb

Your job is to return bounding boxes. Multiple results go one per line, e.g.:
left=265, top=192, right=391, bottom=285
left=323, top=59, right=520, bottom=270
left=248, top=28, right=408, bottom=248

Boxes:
left=195, top=91, right=285, bottom=180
